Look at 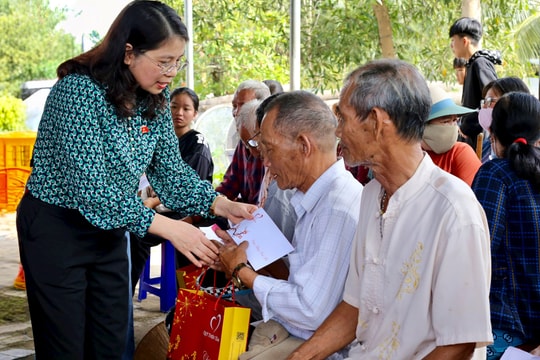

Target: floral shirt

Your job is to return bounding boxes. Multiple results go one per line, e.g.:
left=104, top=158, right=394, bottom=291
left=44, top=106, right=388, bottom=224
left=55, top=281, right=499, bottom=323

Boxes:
left=27, top=73, right=217, bottom=237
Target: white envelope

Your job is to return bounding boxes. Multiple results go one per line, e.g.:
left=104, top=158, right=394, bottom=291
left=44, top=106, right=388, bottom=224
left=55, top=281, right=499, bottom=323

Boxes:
left=501, top=347, right=540, bottom=360
left=226, top=208, right=294, bottom=270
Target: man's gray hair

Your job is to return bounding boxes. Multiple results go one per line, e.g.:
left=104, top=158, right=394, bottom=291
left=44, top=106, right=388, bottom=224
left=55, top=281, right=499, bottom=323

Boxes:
left=236, top=99, right=261, bottom=133
left=236, top=80, right=271, bottom=100
left=341, top=59, right=431, bottom=142
left=262, top=90, right=337, bottom=152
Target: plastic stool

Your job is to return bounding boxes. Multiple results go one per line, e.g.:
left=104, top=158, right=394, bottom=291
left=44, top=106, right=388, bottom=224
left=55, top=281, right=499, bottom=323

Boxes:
left=137, top=240, right=177, bottom=312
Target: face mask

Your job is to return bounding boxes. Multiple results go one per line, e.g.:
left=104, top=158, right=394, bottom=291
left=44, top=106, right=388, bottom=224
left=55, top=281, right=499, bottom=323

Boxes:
left=423, top=124, right=458, bottom=154
left=478, top=108, right=493, bottom=132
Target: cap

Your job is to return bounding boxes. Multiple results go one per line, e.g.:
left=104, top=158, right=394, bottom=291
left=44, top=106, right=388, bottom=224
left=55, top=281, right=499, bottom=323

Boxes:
left=428, top=84, right=475, bottom=122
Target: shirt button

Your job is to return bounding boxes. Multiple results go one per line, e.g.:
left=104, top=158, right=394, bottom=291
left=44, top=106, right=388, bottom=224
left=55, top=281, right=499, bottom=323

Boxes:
left=130, top=138, right=134, bottom=141
left=128, top=117, right=132, bottom=121
left=372, top=307, right=380, bottom=314
left=131, top=148, right=135, bottom=151
left=128, top=127, right=132, bottom=131
left=373, top=258, right=380, bottom=264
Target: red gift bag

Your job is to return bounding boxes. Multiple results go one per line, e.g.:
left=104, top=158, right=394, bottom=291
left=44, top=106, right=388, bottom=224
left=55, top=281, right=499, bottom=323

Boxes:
left=167, top=278, right=251, bottom=359
left=176, top=264, right=204, bottom=290
left=177, top=265, right=234, bottom=298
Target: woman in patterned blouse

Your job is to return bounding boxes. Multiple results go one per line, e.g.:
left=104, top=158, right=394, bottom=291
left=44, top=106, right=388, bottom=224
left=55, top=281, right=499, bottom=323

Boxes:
left=16, top=1, right=255, bottom=358
left=472, top=92, right=540, bottom=359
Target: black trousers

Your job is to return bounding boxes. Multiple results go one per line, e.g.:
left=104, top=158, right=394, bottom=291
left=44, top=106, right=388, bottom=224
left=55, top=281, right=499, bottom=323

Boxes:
left=17, top=193, right=130, bottom=360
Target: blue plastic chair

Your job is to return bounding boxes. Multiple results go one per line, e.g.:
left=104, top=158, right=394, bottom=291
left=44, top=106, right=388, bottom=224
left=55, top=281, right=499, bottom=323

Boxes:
left=137, top=240, right=177, bottom=313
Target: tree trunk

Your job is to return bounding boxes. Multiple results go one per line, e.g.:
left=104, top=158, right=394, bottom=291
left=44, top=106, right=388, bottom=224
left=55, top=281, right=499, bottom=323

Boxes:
left=461, top=0, right=481, bottom=20
left=372, top=1, right=396, bottom=58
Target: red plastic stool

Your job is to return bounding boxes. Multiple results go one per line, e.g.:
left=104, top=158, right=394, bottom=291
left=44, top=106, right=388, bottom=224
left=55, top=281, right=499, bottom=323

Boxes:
left=137, top=240, right=177, bottom=313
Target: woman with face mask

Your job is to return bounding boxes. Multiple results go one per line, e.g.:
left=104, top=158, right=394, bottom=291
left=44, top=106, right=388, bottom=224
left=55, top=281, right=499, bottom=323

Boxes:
left=472, top=92, right=540, bottom=359
left=421, top=84, right=482, bottom=186
left=479, top=77, right=530, bottom=161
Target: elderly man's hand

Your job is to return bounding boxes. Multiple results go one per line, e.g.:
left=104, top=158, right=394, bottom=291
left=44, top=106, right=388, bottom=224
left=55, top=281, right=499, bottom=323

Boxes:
left=214, top=227, right=236, bottom=246
left=219, top=241, right=249, bottom=277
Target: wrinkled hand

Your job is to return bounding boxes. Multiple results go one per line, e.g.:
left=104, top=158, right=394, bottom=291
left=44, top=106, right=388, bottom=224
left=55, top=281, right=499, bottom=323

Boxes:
left=219, top=241, right=249, bottom=277
left=214, top=227, right=236, bottom=246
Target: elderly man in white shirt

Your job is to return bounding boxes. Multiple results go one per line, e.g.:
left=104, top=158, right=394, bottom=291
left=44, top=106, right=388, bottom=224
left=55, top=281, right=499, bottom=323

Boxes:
left=219, top=90, right=363, bottom=359
left=289, top=59, right=492, bottom=360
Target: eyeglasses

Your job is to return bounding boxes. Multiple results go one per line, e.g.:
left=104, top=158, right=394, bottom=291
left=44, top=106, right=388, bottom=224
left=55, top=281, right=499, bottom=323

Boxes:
left=480, top=96, right=498, bottom=108
left=141, top=52, right=188, bottom=74
left=246, top=131, right=260, bottom=148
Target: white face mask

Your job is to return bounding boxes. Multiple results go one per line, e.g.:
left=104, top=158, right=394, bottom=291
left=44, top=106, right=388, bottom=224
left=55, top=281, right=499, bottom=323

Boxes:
left=423, top=124, right=459, bottom=154
left=478, top=107, right=493, bottom=132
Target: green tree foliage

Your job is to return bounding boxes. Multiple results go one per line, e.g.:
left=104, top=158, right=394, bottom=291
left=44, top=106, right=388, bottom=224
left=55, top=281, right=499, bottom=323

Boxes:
left=0, top=95, right=26, bottom=131
left=513, top=11, right=540, bottom=72
left=300, top=0, right=537, bottom=92
left=0, top=0, right=78, bottom=96
left=164, top=0, right=537, bottom=98
left=481, top=0, right=539, bottom=78
left=168, top=0, right=290, bottom=97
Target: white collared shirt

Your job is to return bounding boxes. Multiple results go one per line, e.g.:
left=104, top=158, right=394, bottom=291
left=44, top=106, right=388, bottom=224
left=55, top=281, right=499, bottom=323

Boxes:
left=253, top=159, right=363, bottom=340
left=345, top=155, right=492, bottom=359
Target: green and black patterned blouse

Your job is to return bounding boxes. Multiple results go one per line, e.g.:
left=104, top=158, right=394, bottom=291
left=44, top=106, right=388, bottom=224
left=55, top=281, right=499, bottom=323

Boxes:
left=26, top=73, right=218, bottom=237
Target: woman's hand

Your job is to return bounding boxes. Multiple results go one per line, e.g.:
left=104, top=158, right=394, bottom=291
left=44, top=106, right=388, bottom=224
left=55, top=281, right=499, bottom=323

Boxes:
left=143, top=196, right=161, bottom=209
left=148, top=214, right=219, bottom=267
left=212, top=195, right=257, bottom=224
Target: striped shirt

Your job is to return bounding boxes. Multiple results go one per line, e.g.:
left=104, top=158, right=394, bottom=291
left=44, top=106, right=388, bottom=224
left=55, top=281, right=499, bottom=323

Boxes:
left=253, top=159, right=363, bottom=340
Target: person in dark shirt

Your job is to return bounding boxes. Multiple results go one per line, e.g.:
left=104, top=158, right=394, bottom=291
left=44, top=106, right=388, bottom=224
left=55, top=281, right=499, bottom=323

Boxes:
left=171, top=87, right=213, bottom=182
left=449, top=17, right=501, bottom=151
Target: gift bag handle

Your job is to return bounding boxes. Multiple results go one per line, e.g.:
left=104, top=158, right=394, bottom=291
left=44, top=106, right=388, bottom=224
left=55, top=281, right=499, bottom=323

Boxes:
left=196, top=268, right=239, bottom=308
left=214, top=278, right=236, bottom=311
left=195, top=266, right=209, bottom=293
left=195, top=266, right=228, bottom=292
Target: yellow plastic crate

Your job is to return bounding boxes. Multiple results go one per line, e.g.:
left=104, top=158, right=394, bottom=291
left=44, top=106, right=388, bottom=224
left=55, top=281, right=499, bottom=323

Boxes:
left=0, top=131, right=37, bottom=211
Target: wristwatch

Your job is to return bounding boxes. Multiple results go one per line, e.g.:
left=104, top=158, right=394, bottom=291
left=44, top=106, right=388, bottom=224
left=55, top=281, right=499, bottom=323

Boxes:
left=231, top=262, right=251, bottom=289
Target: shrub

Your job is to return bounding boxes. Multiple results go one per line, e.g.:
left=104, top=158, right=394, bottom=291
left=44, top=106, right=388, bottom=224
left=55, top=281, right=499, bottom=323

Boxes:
left=0, top=96, right=27, bottom=131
